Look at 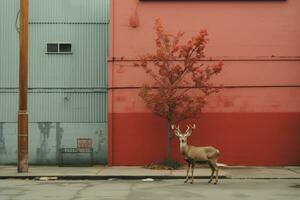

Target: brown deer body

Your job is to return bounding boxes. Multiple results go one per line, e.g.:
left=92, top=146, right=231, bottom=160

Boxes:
left=172, top=124, right=220, bottom=184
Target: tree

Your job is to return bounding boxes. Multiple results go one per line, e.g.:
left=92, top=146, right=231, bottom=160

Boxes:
left=134, top=19, right=223, bottom=161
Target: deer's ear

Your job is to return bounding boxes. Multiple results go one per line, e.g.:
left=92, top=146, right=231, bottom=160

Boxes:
left=171, top=125, right=175, bottom=130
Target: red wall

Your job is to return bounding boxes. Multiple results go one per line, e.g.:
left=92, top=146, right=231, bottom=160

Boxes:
left=109, top=113, right=300, bottom=166
left=108, top=0, right=300, bottom=166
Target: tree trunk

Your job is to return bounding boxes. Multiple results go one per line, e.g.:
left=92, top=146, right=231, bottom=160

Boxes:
left=166, top=120, right=172, bottom=161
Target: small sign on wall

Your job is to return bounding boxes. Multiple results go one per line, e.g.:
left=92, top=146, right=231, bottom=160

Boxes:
left=77, top=138, right=93, bottom=149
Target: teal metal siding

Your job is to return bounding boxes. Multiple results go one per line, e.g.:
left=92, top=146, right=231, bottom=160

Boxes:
left=0, top=90, right=18, bottom=122
left=0, top=0, right=19, bottom=88
left=29, top=0, right=109, bottom=23
left=0, top=123, right=107, bottom=164
left=29, top=24, right=108, bottom=88
left=0, top=89, right=107, bottom=122
left=0, top=0, right=109, bottom=164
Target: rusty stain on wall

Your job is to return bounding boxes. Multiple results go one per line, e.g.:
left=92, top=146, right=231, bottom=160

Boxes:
left=0, top=123, right=7, bottom=154
left=129, top=3, right=140, bottom=28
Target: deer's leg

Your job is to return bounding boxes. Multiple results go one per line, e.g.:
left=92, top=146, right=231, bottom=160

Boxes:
left=214, top=164, right=219, bottom=184
left=184, top=161, right=191, bottom=183
left=190, top=161, right=195, bottom=184
left=211, top=159, right=219, bottom=184
left=207, top=160, right=215, bottom=183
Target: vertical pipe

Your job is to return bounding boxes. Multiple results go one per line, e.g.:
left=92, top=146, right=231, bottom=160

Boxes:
left=18, top=0, right=29, bottom=173
left=108, top=0, right=114, bottom=166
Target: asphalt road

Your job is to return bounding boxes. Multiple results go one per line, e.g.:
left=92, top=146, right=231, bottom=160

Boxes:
left=0, top=179, right=299, bottom=200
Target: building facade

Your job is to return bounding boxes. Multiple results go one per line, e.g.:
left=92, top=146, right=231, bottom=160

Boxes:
left=0, top=0, right=299, bottom=166
left=0, top=0, right=109, bottom=165
left=108, top=0, right=300, bottom=166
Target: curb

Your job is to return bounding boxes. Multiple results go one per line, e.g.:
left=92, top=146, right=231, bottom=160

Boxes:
left=228, top=177, right=300, bottom=180
left=0, top=175, right=229, bottom=180
left=1, top=176, right=300, bottom=180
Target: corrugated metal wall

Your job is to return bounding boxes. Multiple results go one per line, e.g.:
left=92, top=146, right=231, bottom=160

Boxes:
left=29, top=0, right=109, bottom=23
left=0, top=0, right=109, bottom=164
left=0, top=89, right=107, bottom=122
left=29, top=24, right=108, bottom=88
left=0, top=0, right=19, bottom=88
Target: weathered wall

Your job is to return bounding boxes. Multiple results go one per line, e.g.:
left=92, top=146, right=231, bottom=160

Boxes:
left=108, top=0, right=300, bottom=165
left=0, top=122, right=107, bottom=165
left=0, top=0, right=109, bottom=165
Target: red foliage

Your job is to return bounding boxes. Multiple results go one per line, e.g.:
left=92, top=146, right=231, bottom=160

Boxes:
left=135, top=19, right=223, bottom=124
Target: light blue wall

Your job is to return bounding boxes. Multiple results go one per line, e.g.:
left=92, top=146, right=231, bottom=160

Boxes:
left=0, top=122, right=107, bottom=164
left=28, top=24, right=108, bottom=88
left=29, top=0, right=109, bottom=23
left=0, top=89, right=107, bottom=122
left=0, top=0, right=109, bottom=165
left=0, top=0, right=19, bottom=88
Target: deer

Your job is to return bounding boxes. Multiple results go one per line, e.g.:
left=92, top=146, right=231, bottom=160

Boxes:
left=171, top=124, right=220, bottom=184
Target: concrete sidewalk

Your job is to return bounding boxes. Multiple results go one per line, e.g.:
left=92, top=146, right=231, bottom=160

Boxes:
left=0, top=165, right=299, bottom=180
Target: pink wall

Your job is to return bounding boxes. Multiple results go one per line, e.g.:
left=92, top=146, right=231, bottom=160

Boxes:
left=108, top=0, right=300, bottom=166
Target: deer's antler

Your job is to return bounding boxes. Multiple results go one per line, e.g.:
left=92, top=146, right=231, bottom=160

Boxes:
left=177, top=125, right=181, bottom=133
left=184, top=124, right=196, bottom=137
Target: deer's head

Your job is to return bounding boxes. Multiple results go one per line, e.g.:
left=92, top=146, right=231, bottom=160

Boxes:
left=171, top=124, right=196, bottom=145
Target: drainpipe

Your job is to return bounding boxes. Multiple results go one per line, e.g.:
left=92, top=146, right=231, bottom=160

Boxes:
left=107, top=0, right=115, bottom=166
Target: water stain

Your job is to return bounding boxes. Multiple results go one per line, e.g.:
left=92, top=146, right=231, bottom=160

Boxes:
left=56, top=122, right=63, bottom=162
left=97, top=130, right=105, bottom=155
left=37, top=122, right=54, bottom=163
left=0, top=122, right=7, bottom=154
